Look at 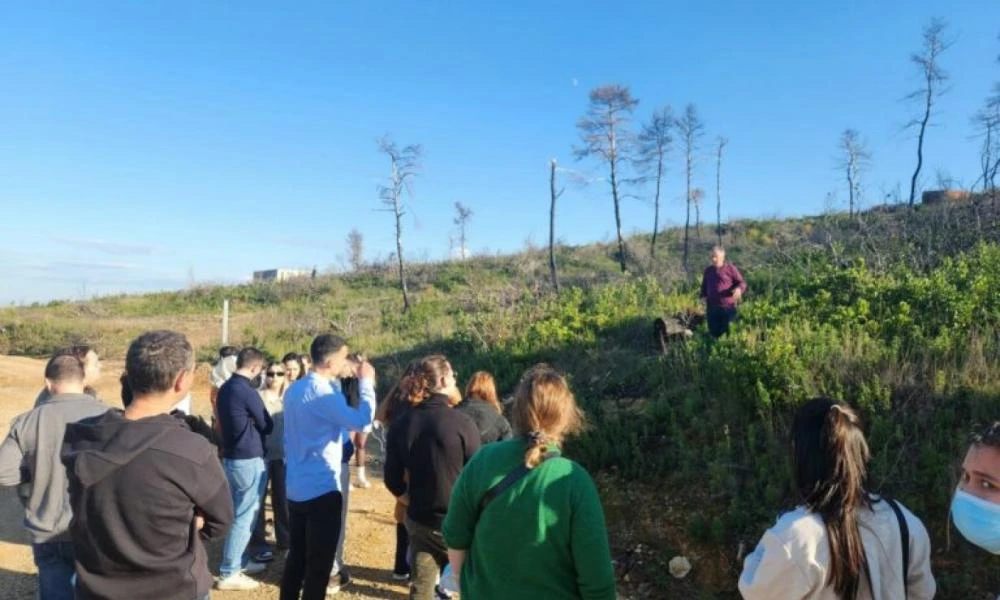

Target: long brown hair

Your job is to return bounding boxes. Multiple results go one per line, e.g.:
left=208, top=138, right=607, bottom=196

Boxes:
left=793, top=397, right=873, bottom=598
left=465, top=371, right=502, bottom=413
left=399, top=355, right=451, bottom=405
left=511, top=365, right=584, bottom=468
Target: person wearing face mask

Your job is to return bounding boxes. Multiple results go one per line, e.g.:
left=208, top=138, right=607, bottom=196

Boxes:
left=384, top=355, right=481, bottom=600
left=280, top=334, right=376, bottom=600
left=952, top=422, right=1000, bottom=560
left=215, top=347, right=272, bottom=591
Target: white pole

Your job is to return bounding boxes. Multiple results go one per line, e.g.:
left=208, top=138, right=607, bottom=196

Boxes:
left=222, top=299, right=230, bottom=345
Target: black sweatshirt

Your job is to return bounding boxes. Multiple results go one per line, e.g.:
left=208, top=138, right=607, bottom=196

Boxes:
left=384, top=394, right=481, bottom=530
left=454, top=398, right=514, bottom=445
left=62, top=410, right=233, bottom=600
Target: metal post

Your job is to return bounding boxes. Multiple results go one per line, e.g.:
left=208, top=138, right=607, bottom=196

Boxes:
left=222, top=299, right=230, bottom=345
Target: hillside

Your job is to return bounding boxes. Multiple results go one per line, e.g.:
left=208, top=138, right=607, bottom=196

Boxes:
left=3, top=198, right=1000, bottom=597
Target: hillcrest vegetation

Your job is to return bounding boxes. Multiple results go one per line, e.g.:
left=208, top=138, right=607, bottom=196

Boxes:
left=4, top=197, right=1000, bottom=597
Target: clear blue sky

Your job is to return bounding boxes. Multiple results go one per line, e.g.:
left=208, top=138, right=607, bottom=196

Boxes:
left=1, top=1, right=997, bottom=303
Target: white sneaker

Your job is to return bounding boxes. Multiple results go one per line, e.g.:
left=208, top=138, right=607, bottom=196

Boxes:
left=215, top=572, right=261, bottom=591
left=243, top=560, right=268, bottom=575
left=355, top=477, right=372, bottom=489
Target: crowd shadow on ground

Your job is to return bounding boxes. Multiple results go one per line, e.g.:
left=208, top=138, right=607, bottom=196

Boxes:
left=0, top=488, right=30, bottom=546
left=0, top=568, right=35, bottom=600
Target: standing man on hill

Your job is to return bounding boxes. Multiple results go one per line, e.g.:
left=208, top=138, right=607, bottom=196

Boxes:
left=0, top=352, right=110, bottom=600
left=61, top=330, right=233, bottom=600
left=216, top=347, right=272, bottom=591
left=281, top=334, right=376, bottom=600
left=700, top=246, right=747, bottom=338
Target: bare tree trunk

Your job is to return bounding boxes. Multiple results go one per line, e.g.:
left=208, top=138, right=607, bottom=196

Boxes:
left=394, top=197, right=410, bottom=312
left=847, top=169, right=856, bottom=218
left=716, top=138, right=726, bottom=246
left=549, top=159, right=560, bottom=293
left=650, top=152, right=663, bottom=262
left=909, top=74, right=933, bottom=207
left=695, top=203, right=701, bottom=240
left=683, top=147, right=692, bottom=275
left=610, top=155, right=627, bottom=272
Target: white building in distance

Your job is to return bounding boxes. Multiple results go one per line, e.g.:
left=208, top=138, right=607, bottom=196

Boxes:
left=252, top=268, right=311, bottom=282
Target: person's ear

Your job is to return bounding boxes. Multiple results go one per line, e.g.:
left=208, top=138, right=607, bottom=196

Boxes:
left=174, top=368, right=195, bottom=394
left=44, top=378, right=56, bottom=394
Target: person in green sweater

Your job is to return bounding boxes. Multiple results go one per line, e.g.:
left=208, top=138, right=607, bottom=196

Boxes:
left=442, top=364, right=616, bottom=600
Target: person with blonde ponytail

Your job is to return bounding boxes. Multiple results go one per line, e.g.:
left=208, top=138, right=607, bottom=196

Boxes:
left=442, top=365, right=615, bottom=600
left=384, top=355, right=481, bottom=600
left=739, top=397, right=936, bottom=600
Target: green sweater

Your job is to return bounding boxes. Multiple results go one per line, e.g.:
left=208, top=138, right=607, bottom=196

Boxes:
left=442, top=438, right=616, bottom=600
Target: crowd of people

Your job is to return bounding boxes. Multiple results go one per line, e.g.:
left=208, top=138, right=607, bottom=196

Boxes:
left=0, top=247, right=996, bottom=600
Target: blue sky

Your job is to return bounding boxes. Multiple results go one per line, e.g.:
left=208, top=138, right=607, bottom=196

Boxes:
left=1, top=1, right=998, bottom=304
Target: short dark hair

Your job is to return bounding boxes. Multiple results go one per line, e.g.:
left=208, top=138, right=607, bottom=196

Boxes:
left=45, top=354, right=85, bottom=383
left=219, top=346, right=239, bottom=359
left=310, top=334, right=347, bottom=366
left=971, top=422, right=1000, bottom=448
left=53, top=345, right=95, bottom=363
left=126, top=330, right=194, bottom=396
left=120, top=372, right=134, bottom=408
left=236, top=347, right=266, bottom=370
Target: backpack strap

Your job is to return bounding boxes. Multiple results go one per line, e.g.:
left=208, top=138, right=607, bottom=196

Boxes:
left=478, top=464, right=531, bottom=516
left=885, top=497, right=910, bottom=599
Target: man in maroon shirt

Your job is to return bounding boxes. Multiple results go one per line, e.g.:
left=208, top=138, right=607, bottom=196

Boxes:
left=700, top=246, right=747, bottom=337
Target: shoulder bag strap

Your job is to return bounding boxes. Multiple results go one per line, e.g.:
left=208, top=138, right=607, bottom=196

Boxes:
left=885, top=497, right=910, bottom=599
left=478, top=464, right=531, bottom=517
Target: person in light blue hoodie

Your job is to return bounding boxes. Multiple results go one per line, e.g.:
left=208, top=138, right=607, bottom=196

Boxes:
left=280, top=334, right=375, bottom=600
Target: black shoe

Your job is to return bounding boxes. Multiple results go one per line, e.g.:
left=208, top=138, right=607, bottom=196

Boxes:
left=391, top=570, right=410, bottom=581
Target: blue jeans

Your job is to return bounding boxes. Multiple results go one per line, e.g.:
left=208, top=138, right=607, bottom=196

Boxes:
left=32, top=541, right=75, bottom=600
left=220, top=457, right=268, bottom=577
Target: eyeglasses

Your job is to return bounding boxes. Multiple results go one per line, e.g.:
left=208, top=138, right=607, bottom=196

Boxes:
left=266, top=371, right=285, bottom=377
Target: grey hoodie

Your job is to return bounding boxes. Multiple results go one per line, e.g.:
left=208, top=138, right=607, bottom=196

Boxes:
left=0, top=392, right=109, bottom=543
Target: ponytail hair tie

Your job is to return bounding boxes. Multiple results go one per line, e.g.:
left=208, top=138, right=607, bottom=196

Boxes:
left=527, top=431, right=548, bottom=445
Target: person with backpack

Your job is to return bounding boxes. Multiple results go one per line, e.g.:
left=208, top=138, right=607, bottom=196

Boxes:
left=738, top=397, right=936, bottom=600
left=442, top=365, right=615, bottom=600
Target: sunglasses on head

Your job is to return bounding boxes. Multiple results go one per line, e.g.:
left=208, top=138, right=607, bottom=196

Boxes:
left=266, top=371, right=285, bottom=377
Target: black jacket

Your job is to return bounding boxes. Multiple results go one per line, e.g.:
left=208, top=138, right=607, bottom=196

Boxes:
left=384, top=394, right=481, bottom=529
left=62, top=410, right=233, bottom=600
left=454, top=398, right=513, bottom=445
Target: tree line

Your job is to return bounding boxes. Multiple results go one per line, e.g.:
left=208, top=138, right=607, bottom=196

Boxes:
left=351, top=17, right=998, bottom=313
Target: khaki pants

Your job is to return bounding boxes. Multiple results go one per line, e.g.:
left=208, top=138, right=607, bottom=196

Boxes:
left=404, top=517, right=448, bottom=600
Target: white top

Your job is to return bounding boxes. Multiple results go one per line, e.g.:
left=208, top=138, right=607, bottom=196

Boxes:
left=210, top=356, right=238, bottom=388
left=739, top=499, right=936, bottom=600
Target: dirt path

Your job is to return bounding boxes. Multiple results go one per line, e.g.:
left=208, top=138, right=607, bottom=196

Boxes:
left=0, top=356, right=409, bottom=600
